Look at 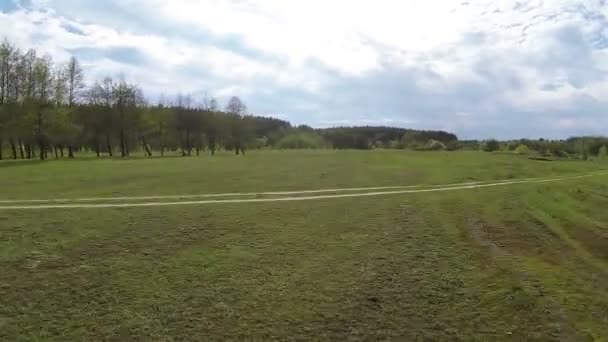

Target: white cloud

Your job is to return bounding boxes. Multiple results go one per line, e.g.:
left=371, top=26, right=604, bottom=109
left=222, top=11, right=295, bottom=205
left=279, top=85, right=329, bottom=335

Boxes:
left=2, top=0, right=608, bottom=138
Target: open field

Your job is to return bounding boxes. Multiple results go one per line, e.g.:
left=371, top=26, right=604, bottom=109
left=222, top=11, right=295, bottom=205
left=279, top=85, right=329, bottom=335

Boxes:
left=2, top=150, right=608, bottom=340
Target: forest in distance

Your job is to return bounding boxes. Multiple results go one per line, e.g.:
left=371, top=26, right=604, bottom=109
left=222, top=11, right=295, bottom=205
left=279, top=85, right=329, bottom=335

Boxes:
left=1, top=38, right=607, bottom=161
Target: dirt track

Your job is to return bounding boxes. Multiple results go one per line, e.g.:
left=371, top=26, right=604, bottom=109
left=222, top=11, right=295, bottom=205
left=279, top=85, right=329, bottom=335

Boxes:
left=1, top=171, right=606, bottom=210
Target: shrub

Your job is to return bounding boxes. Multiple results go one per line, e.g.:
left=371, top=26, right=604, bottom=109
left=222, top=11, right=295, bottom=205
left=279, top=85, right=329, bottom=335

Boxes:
left=514, top=144, right=529, bottom=155
left=446, top=141, right=461, bottom=151
left=551, top=148, right=567, bottom=158
left=392, top=139, right=404, bottom=149
left=251, top=137, right=269, bottom=149
left=506, top=142, right=519, bottom=151
left=400, top=131, right=424, bottom=147
left=599, top=145, right=608, bottom=159
left=275, top=132, right=325, bottom=149
left=482, top=139, right=500, bottom=152
left=425, top=139, right=446, bottom=151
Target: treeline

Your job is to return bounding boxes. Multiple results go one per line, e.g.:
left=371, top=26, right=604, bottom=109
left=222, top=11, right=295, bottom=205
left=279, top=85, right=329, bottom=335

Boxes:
left=1, top=36, right=605, bottom=161
left=0, top=38, right=460, bottom=160
left=319, top=127, right=457, bottom=150
left=476, top=137, right=608, bottom=159
left=0, top=39, right=286, bottom=159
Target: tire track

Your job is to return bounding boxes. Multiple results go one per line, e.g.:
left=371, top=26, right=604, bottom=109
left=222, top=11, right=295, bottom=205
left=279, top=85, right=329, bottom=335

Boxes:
left=1, top=171, right=606, bottom=210
left=0, top=180, right=527, bottom=204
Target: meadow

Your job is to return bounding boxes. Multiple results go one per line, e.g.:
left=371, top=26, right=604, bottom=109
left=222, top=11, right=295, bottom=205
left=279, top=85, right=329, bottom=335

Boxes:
left=1, top=150, right=608, bottom=341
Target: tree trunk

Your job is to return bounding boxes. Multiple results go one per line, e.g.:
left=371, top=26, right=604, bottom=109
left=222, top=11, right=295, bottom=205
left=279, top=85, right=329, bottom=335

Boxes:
left=159, top=136, right=164, bottom=157
left=241, top=146, right=245, bottom=156
left=59, top=146, right=64, bottom=158
left=18, top=141, right=24, bottom=159
left=159, top=121, right=164, bottom=157
left=186, top=130, right=191, bottom=156
left=36, top=111, right=44, bottom=160
left=24, top=144, right=30, bottom=159
left=235, top=146, right=239, bottom=155
left=119, top=130, right=125, bottom=158
left=0, top=137, right=3, bottom=160
left=68, top=145, right=74, bottom=159
left=95, top=140, right=100, bottom=157
left=38, top=140, right=45, bottom=160
left=142, top=136, right=152, bottom=157
left=9, top=138, right=17, bottom=160
left=54, top=146, right=59, bottom=159
left=106, top=134, right=113, bottom=157
left=179, top=131, right=186, bottom=156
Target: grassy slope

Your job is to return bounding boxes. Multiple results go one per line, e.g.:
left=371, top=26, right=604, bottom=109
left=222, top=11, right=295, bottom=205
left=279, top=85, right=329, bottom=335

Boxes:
left=1, top=150, right=603, bottom=199
left=1, top=150, right=608, bottom=341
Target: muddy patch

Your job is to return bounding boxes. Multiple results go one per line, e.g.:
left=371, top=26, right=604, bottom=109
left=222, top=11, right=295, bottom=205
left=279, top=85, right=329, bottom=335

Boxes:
left=468, top=217, right=567, bottom=265
left=564, top=225, right=608, bottom=261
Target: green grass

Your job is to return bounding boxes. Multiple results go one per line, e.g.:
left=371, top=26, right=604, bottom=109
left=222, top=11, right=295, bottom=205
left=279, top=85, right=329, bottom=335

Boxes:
left=1, top=150, right=608, bottom=341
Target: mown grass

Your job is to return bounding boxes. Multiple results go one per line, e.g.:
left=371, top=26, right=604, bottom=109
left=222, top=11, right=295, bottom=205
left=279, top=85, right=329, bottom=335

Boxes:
left=1, top=150, right=608, bottom=341
left=0, top=150, right=602, bottom=200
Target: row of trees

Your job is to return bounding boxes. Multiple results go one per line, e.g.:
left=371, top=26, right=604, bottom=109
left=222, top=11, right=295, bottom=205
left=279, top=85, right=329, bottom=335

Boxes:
left=0, top=39, right=295, bottom=160
left=479, top=137, right=608, bottom=159
left=7, top=38, right=602, bottom=161
left=0, top=39, right=462, bottom=160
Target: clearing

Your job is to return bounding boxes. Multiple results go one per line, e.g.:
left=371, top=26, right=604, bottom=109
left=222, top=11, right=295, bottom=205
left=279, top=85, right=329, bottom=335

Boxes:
left=1, top=150, right=608, bottom=341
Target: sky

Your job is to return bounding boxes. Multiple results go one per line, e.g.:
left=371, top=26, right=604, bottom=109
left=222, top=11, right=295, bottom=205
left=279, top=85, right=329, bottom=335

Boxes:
left=1, top=0, right=607, bottom=139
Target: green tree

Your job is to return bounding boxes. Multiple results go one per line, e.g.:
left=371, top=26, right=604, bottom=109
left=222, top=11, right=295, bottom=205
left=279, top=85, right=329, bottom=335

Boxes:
left=225, top=96, right=249, bottom=155
left=599, top=145, right=608, bottom=159
left=32, top=54, right=55, bottom=159
left=276, top=132, right=325, bottom=149
left=65, top=56, right=84, bottom=107
left=48, top=106, right=80, bottom=158
left=514, top=144, right=529, bottom=155
left=482, top=139, right=500, bottom=152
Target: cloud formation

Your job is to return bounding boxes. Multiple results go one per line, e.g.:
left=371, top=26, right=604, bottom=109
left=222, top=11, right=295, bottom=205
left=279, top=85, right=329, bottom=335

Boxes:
left=1, top=0, right=607, bottom=138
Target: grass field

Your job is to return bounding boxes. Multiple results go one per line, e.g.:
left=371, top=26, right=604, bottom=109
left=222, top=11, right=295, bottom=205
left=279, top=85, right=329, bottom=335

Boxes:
left=2, top=150, right=608, bottom=341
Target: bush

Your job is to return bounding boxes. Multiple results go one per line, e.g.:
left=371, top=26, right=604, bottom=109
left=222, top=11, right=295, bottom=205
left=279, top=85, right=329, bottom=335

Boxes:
left=514, top=144, right=529, bottom=155
left=460, top=140, right=481, bottom=150
left=446, top=141, right=461, bottom=151
left=599, top=145, right=608, bottom=159
left=482, top=139, right=500, bottom=152
left=551, top=148, right=567, bottom=158
left=506, top=142, right=519, bottom=151
left=389, top=140, right=401, bottom=149
left=275, top=132, right=325, bottom=149
left=251, top=137, right=269, bottom=149
left=424, top=139, right=446, bottom=151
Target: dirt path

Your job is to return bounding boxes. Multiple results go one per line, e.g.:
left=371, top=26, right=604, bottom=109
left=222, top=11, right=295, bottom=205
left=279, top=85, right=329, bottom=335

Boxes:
left=0, top=181, right=488, bottom=204
left=1, top=171, right=606, bottom=210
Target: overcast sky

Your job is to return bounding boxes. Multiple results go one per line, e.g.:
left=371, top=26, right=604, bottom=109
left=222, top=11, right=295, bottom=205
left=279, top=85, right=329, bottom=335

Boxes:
left=1, top=0, right=607, bottom=139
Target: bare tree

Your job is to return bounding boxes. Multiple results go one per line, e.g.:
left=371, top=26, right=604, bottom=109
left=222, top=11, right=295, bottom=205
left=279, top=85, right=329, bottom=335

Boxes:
left=33, top=54, right=54, bottom=160
left=156, top=93, right=167, bottom=157
left=201, top=92, right=219, bottom=111
left=0, top=39, right=15, bottom=105
left=4, top=43, right=21, bottom=159
left=0, top=39, right=16, bottom=160
left=225, top=96, right=248, bottom=155
left=114, top=80, right=142, bottom=157
left=65, top=56, right=84, bottom=107
left=209, top=98, right=219, bottom=111
left=225, top=96, right=247, bottom=116
left=102, top=77, right=114, bottom=156
left=53, top=68, right=67, bottom=106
